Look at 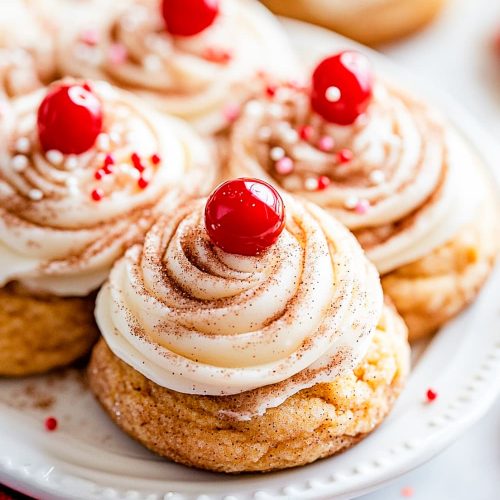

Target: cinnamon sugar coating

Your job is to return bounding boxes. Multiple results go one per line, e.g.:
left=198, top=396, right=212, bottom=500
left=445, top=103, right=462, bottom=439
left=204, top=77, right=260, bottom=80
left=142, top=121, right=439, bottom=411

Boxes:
left=0, top=283, right=99, bottom=376
left=88, top=304, right=410, bottom=473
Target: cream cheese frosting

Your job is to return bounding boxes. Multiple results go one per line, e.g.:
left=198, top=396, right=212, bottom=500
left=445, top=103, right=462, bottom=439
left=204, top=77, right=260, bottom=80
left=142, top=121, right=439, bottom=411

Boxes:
left=0, top=80, right=215, bottom=296
left=0, top=0, right=56, bottom=98
left=55, top=0, right=297, bottom=134
left=96, top=196, right=384, bottom=419
left=229, top=81, right=484, bottom=274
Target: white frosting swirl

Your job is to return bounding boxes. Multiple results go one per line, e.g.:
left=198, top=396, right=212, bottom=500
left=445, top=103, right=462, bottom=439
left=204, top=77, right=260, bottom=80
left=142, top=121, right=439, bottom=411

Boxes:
left=56, top=0, right=297, bottom=134
left=96, top=196, right=383, bottom=418
left=230, top=82, right=484, bottom=273
left=0, top=80, right=215, bottom=296
left=0, top=0, right=56, bottom=98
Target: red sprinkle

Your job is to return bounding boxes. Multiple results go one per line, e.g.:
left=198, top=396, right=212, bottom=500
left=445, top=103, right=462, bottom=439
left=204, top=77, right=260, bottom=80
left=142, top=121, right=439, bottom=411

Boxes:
left=104, top=153, right=115, bottom=166
left=426, top=389, right=438, bottom=402
left=45, top=417, right=58, bottom=431
left=131, top=152, right=145, bottom=172
left=103, top=164, right=114, bottom=175
left=317, top=175, right=331, bottom=190
left=298, top=125, right=314, bottom=141
left=401, top=487, right=414, bottom=498
left=94, top=169, right=105, bottom=180
left=91, top=188, right=103, bottom=201
left=80, top=29, right=99, bottom=46
left=138, top=177, right=149, bottom=190
left=266, top=84, right=277, bottom=98
left=150, top=153, right=161, bottom=165
left=337, top=148, right=353, bottom=164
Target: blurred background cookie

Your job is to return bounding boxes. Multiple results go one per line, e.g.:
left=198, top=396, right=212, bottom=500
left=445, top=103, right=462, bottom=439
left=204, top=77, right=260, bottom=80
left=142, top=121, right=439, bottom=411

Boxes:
left=260, top=0, right=447, bottom=45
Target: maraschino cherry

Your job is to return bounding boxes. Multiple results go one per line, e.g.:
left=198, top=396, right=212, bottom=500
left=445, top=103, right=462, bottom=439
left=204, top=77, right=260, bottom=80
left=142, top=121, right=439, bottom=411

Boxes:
left=205, top=178, right=285, bottom=256
left=37, top=83, right=103, bottom=155
left=310, top=51, right=374, bottom=126
left=162, top=0, right=219, bottom=37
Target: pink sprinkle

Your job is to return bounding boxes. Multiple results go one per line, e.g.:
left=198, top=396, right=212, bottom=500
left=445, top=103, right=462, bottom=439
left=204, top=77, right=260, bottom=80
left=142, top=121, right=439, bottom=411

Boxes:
left=138, top=177, right=149, bottom=190
left=108, top=43, right=127, bottom=65
left=286, top=79, right=306, bottom=91
left=401, top=487, right=414, bottom=498
left=338, top=148, right=353, bottom=163
left=354, top=199, right=370, bottom=214
left=318, top=136, right=334, bottom=152
left=298, top=125, right=314, bottom=141
left=317, top=175, right=331, bottom=190
left=80, top=29, right=99, bottom=46
left=202, top=47, right=232, bottom=64
left=223, top=104, right=240, bottom=123
left=275, top=157, right=294, bottom=175
left=150, top=153, right=161, bottom=165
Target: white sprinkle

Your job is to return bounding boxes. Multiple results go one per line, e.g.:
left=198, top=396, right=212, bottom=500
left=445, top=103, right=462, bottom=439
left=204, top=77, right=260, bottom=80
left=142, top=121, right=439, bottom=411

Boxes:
left=258, top=126, right=272, bottom=141
left=325, top=86, right=341, bottom=102
left=15, top=137, right=31, bottom=154
left=12, top=155, right=28, bottom=172
left=269, top=103, right=283, bottom=118
left=143, top=54, right=163, bottom=72
left=304, top=177, right=318, bottom=191
left=370, top=169, right=385, bottom=185
left=345, top=195, right=359, bottom=209
left=145, top=34, right=171, bottom=53
left=245, top=100, right=263, bottom=117
left=126, top=131, right=138, bottom=144
left=46, top=150, right=64, bottom=165
left=28, top=189, right=43, bottom=201
left=96, top=133, right=110, bottom=151
left=270, top=146, right=285, bottom=161
left=66, top=177, right=79, bottom=195
left=109, top=132, right=121, bottom=144
left=65, top=155, right=78, bottom=170
left=283, top=128, right=299, bottom=143
left=122, top=165, right=140, bottom=179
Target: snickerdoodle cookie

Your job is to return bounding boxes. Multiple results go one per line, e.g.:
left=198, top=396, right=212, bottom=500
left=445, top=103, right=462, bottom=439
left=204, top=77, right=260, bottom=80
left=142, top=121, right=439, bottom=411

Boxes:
left=228, top=51, right=499, bottom=340
left=89, top=180, right=410, bottom=472
left=55, top=0, right=297, bottom=135
left=0, top=79, right=215, bottom=376
left=261, top=0, right=446, bottom=46
left=89, top=305, right=409, bottom=473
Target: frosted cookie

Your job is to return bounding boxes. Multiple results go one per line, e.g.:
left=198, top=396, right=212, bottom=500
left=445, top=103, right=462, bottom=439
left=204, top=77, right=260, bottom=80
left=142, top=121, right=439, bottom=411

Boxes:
left=0, top=79, right=215, bottom=375
left=228, top=51, right=499, bottom=340
left=89, top=177, right=410, bottom=472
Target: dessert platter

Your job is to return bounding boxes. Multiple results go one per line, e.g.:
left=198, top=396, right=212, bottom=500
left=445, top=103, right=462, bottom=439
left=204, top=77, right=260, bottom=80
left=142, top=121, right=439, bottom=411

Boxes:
left=0, top=1, right=499, bottom=499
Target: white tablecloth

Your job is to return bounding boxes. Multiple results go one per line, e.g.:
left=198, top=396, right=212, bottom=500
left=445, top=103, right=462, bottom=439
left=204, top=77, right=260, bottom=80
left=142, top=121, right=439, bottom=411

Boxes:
left=364, top=0, right=500, bottom=498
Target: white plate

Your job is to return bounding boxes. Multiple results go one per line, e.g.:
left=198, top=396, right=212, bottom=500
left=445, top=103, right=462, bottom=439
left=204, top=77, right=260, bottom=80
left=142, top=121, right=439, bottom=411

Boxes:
left=1, top=16, right=500, bottom=500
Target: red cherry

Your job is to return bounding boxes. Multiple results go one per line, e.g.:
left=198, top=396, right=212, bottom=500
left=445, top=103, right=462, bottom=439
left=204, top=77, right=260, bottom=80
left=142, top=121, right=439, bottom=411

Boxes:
left=44, top=417, right=58, bottom=431
left=311, top=51, right=374, bottom=125
left=205, top=178, right=285, bottom=256
left=37, top=84, right=103, bottom=155
left=161, top=0, right=219, bottom=37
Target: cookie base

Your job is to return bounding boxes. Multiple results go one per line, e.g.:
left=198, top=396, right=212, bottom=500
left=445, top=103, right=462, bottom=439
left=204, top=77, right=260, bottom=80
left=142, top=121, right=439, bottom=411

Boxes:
left=382, top=198, right=499, bottom=341
left=0, top=283, right=99, bottom=376
left=88, top=305, right=409, bottom=473
left=261, top=0, right=446, bottom=46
